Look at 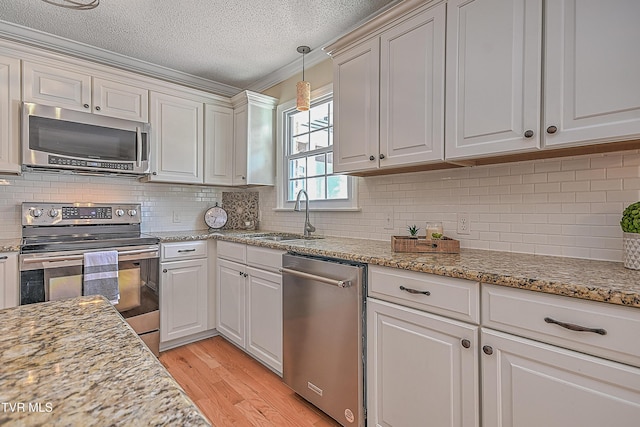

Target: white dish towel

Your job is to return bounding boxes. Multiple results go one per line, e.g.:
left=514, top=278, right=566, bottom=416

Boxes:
left=83, top=250, right=120, bottom=304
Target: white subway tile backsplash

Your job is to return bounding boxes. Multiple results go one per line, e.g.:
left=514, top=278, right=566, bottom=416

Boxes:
left=4, top=149, right=637, bottom=263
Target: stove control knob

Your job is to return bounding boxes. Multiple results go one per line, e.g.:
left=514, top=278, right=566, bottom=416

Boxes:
left=48, top=209, right=59, bottom=218
left=115, top=209, right=125, bottom=217
left=31, top=208, right=43, bottom=218
left=127, top=209, right=137, bottom=217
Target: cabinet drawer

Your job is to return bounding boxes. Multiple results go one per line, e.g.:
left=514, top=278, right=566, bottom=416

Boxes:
left=368, top=265, right=479, bottom=324
left=246, top=245, right=285, bottom=273
left=482, top=283, right=640, bottom=368
left=217, top=241, right=246, bottom=264
left=161, top=241, right=207, bottom=261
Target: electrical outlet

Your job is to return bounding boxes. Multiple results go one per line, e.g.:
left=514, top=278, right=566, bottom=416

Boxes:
left=457, top=213, right=470, bottom=235
left=172, top=211, right=181, bottom=223
left=383, top=209, right=394, bottom=230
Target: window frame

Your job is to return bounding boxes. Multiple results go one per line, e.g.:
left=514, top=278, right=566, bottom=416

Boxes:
left=276, top=84, right=358, bottom=211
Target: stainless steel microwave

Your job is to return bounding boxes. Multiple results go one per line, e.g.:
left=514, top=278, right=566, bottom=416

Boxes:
left=22, top=102, right=150, bottom=175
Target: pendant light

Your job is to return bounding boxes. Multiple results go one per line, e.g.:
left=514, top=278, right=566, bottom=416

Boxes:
left=296, top=46, right=311, bottom=112
left=41, top=0, right=99, bottom=10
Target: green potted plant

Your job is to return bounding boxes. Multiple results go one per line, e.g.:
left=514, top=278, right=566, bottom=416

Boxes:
left=407, top=225, right=420, bottom=238
left=621, top=201, right=640, bottom=269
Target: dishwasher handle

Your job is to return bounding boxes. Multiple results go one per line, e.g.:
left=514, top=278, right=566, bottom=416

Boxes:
left=280, top=267, right=352, bottom=288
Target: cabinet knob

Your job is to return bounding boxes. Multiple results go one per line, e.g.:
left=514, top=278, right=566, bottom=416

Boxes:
left=379, top=154, right=386, bottom=160
left=482, top=345, right=494, bottom=355
left=83, top=104, right=89, bottom=109
left=152, top=172, right=157, bottom=175
left=524, top=130, right=534, bottom=138
left=162, top=269, right=167, bottom=273
left=239, top=271, right=243, bottom=276
left=461, top=339, right=471, bottom=349
left=369, top=155, right=375, bottom=161
left=95, top=106, right=101, bottom=111
left=546, top=125, right=558, bottom=134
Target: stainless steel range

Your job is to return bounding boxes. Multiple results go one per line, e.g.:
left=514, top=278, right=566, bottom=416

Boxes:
left=19, top=202, right=161, bottom=355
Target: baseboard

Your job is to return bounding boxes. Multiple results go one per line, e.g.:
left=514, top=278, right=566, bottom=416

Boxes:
left=159, top=329, right=219, bottom=352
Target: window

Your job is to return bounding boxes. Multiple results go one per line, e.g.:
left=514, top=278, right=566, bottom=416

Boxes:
left=277, top=85, right=357, bottom=210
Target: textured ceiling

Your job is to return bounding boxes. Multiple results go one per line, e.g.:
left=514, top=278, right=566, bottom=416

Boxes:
left=0, top=0, right=397, bottom=90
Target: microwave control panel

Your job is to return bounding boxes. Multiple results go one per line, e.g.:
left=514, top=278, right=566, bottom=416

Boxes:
left=48, top=155, right=134, bottom=171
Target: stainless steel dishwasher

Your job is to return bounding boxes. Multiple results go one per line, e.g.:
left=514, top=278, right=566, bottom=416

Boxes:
left=281, top=253, right=366, bottom=427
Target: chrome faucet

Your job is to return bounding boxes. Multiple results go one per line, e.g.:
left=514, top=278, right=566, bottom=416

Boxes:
left=294, top=189, right=316, bottom=237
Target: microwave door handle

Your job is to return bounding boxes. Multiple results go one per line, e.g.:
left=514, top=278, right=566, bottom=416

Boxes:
left=136, top=126, right=142, bottom=168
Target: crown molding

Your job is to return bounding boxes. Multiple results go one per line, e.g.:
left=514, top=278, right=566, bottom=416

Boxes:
left=0, top=20, right=242, bottom=97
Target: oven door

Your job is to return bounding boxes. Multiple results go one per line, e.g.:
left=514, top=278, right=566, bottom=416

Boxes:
left=19, top=245, right=159, bottom=309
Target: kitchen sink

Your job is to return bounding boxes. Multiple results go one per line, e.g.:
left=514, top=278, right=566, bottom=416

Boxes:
left=254, top=235, right=302, bottom=242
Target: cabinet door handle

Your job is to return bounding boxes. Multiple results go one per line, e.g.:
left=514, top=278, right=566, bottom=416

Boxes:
left=483, top=345, right=493, bottom=355
left=177, top=249, right=196, bottom=253
left=83, top=103, right=89, bottom=108
left=0, top=256, right=7, bottom=260
left=524, top=130, right=534, bottom=138
left=544, top=317, right=607, bottom=335
left=399, top=285, right=430, bottom=296
left=461, top=339, right=471, bottom=349
left=162, top=269, right=167, bottom=273
left=369, top=155, right=375, bottom=161
left=379, top=153, right=386, bottom=160
left=546, top=125, right=558, bottom=134
left=95, top=106, right=101, bottom=111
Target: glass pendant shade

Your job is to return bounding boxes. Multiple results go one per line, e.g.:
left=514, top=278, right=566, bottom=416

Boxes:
left=296, top=81, right=311, bottom=111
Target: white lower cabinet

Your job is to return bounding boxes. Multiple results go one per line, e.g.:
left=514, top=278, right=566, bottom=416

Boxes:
left=216, top=257, right=246, bottom=347
left=0, top=252, right=19, bottom=309
left=367, top=265, right=480, bottom=427
left=481, top=283, right=640, bottom=426
left=160, top=241, right=209, bottom=347
left=367, top=299, right=479, bottom=427
left=216, top=241, right=284, bottom=374
left=481, top=328, right=640, bottom=427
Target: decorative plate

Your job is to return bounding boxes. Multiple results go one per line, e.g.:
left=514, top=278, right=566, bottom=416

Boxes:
left=204, top=203, right=228, bottom=229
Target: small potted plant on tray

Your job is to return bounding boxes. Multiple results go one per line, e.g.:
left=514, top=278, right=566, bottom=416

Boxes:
left=407, top=225, right=420, bottom=238
left=621, top=201, right=640, bottom=269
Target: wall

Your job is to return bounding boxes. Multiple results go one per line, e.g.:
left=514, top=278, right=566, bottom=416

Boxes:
left=257, top=149, right=640, bottom=262
left=0, top=172, right=221, bottom=238
left=262, top=59, right=333, bottom=102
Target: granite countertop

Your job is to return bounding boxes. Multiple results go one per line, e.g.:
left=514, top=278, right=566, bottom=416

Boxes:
left=0, top=296, right=211, bottom=427
left=0, top=238, right=21, bottom=252
left=154, top=229, right=640, bottom=309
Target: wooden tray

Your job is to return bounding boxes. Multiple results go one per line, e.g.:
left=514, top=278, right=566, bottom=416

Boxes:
left=391, top=236, right=460, bottom=253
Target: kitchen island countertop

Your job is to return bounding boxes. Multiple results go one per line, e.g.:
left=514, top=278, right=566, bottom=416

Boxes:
left=154, top=229, right=640, bottom=309
left=0, top=296, right=211, bottom=426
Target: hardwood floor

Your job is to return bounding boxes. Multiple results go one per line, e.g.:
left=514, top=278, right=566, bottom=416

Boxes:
left=159, top=336, right=341, bottom=426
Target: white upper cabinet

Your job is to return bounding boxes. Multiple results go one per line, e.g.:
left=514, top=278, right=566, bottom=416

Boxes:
left=445, top=0, right=542, bottom=160
left=148, top=92, right=204, bottom=184
left=332, top=38, right=380, bottom=173
left=23, top=61, right=149, bottom=122
left=379, top=5, right=446, bottom=168
left=543, top=0, right=640, bottom=148
left=204, top=103, right=234, bottom=186
left=92, top=77, right=149, bottom=122
left=330, top=1, right=446, bottom=173
left=0, top=54, right=20, bottom=174
left=230, top=91, right=278, bottom=186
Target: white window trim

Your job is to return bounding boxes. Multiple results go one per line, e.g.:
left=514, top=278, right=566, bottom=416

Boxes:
left=275, top=83, right=359, bottom=211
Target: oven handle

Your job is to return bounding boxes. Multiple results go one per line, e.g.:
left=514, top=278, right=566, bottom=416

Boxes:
left=22, top=248, right=159, bottom=264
